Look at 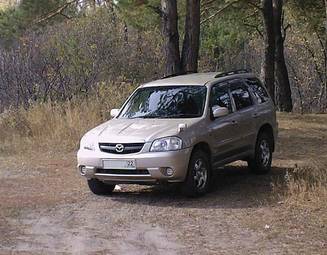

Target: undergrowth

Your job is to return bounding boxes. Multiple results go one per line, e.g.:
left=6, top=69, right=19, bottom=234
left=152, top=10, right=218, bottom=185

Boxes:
left=0, top=83, right=135, bottom=153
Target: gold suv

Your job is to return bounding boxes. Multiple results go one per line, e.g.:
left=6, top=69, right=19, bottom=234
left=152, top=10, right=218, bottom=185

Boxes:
left=77, top=70, right=278, bottom=197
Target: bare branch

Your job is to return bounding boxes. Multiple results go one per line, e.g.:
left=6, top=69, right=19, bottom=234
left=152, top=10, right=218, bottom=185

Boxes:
left=282, top=23, right=290, bottom=42
left=245, top=0, right=263, bottom=11
left=35, top=0, right=79, bottom=24
left=201, top=0, right=217, bottom=8
left=200, top=0, right=242, bottom=25
left=60, top=12, right=72, bottom=19
left=243, top=23, right=264, bottom=38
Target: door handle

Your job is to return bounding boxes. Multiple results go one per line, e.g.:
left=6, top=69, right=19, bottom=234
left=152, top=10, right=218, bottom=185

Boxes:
left=253, top=113, right=259, bottom=118
left=231, top=120, right=238, bottom=125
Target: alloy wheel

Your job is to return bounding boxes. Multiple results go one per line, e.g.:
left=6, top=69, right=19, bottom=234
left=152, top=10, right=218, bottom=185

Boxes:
left=259, top=139, right=270, bottom=167
left=193, top=159, right=208, bottom=190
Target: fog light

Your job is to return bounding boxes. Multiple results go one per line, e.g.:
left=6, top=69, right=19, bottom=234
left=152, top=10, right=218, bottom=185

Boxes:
left=166, top=167, right=174, bottom=176
left=80, top=166, right=87, bottom=175
left=79, top=166, right=95, bottom=177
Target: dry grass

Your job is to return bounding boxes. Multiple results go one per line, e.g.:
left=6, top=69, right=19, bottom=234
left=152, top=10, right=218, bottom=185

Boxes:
left=275, top=113, right=327, bottom=208
left=283, top=163, right=327, bottom=207
left=0, top=83, right=135, bottom=154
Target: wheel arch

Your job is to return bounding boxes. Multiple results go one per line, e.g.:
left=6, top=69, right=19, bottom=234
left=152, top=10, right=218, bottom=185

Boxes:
left=192, top=142, right=212, bottom=161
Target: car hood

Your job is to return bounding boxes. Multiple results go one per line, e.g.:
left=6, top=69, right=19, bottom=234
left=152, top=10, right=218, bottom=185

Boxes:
left=86, top=118, right=200, bottom=143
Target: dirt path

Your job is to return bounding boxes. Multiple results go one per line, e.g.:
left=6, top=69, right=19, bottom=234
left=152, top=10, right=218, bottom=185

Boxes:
left=0, top=114, right=326, bottom=254
left=8, top=203, right=184, bottom=255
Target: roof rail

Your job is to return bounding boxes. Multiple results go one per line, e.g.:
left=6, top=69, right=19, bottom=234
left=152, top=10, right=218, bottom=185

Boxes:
left=214, top=69, right=250, bottom=78
left=161, top=73, right=182, bottom=79
left=161, top=71, right=196, bottom=79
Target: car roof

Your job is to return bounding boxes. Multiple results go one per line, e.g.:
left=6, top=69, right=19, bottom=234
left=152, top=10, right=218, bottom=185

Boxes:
left=141, top=71, right=255, bottom=87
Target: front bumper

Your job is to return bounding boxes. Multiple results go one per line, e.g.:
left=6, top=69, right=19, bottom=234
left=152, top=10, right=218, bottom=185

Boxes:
left=77, top=148, right=192, bottom=184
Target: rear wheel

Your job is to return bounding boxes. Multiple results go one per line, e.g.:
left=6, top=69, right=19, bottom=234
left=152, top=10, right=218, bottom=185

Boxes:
left=247, top=132, right=272, bottom=174
left=182, top=150, right=211, bottom=197
left=87, top=179, right=115, bottom=195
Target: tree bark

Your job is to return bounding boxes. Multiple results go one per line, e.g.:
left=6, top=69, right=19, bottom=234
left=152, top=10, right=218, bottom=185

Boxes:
left=273, top=0, right=293, bottom=112
left=181, top=0, right=200, bottom=73
left=325, top=0, right=327, bottom=38
left=161, top=0, right=181, bottom=76
left=324, top=0, right=327, bottom=110
left=261, top=0, right=276, bottom=102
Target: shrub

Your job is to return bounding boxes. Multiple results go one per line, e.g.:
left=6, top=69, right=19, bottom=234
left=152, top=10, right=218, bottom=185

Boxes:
left=0, top=83, right=136, bottom=154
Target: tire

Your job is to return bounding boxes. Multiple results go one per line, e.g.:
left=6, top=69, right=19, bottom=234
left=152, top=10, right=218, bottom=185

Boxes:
left=247, top=132, right=273, bottom=174
left=182, top=150, right=211, bottom=197
left=87, top=179, right=115, bottom=195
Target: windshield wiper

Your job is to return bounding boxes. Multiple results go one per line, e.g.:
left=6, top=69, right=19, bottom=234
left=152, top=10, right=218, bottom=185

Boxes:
left=127, top=113, right=199, bottom=119
left=137, top=113, right=161, bottom=119
left=161, top=114, right=199, bottom=118
left=125, top=114, right=159, bottom=119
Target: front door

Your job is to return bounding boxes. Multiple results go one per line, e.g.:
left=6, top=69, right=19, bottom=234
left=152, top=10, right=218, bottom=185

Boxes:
left=207, top=83, right=240, bottom=165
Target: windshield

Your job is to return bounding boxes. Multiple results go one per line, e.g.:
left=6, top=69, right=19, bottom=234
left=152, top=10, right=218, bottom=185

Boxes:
left=119, top=86, right=207, bottom=119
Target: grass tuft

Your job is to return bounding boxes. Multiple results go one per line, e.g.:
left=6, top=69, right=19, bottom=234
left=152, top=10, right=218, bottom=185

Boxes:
left=283, top=162, right=327, bottom=206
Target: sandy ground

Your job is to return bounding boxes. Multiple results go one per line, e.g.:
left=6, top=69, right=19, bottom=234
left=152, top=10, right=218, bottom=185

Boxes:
left=0, top=114, right=326, bottom=254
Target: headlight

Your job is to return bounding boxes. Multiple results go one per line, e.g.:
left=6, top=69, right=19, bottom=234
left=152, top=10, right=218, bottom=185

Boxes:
left=80, top=136, right=96, bottom=151
left=150, top=137, right=182, bottom=152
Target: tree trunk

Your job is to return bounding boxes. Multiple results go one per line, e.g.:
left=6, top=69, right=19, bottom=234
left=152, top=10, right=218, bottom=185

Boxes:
left=324, top=0, right=327, bottom=110
left=273, top=0, right=293, bottom=112
left=325, top=0, right=327, bottom=38
left=181, top=0, right=200, bottom=73
left=161, top=0, right=181, bottom=76
left=261, top=0, right=276, bottom=102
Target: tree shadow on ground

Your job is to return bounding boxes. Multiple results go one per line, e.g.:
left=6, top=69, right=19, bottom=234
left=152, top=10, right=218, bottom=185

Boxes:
left=108, top=165, right=290, bottom=209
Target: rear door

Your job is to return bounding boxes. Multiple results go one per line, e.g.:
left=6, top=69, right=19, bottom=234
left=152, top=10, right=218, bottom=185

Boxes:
left=207, top=82, right=240, bottom=164
left=229, top=80, right=257, bottom=154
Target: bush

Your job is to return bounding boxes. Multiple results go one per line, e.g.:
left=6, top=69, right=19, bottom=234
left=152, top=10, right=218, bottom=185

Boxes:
left=0, top=8, right=162, bottom=110
left=0, top=83, right=136, bottom=154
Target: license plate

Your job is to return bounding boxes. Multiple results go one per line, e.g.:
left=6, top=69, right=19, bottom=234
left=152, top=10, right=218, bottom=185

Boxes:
left=103, top=159, right=136, bottom=170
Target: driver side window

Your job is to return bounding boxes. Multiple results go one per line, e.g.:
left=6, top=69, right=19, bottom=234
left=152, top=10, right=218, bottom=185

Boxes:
left=210, top=84, right=232, bottom=113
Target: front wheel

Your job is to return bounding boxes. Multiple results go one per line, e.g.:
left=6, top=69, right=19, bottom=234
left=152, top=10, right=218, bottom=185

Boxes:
left=182, top=150, right=211, bottom=197
left=247, top=132, right=273, bottom=174
left=87, top=179, right=115, bottom=195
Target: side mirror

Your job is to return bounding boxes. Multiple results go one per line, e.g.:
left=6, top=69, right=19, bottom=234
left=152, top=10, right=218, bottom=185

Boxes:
left=110, top=109, right=120, bottom=118
left=212, top=106, right=229, bottom=118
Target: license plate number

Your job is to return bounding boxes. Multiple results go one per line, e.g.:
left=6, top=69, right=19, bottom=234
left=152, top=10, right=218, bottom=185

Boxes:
left=103, top=159, right=136, bottom=170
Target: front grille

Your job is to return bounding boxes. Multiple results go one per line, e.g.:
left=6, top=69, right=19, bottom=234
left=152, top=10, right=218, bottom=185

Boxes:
left=99, top=143, right=144, bottom=154
left=96, top=169, right=149, bottom=175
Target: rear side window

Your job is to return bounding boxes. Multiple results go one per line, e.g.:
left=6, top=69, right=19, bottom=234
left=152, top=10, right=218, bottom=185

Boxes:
left=246, top=78, right=270, bottom=104
left=230, top=84, right=253, bottom=110
left=210, top=85, right=232, bottom=113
